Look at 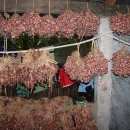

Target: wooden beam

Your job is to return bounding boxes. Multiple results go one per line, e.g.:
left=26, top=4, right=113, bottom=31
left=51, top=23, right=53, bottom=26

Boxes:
left=0, top=0, right=129, bottom=16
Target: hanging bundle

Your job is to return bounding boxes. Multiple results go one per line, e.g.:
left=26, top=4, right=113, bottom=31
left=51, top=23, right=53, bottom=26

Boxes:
left=75, top=9, right=100, bottom=38
left=110, top=14, right=129, bottom=35
left=110, top=6, right=130, bottom=35
left=22, top=10, right=41, bottom=36
left=39, top=15, right=59, bottom=38
left=64, top=44, right=85, bottom=81
left=84, top=39, right=108, bottom=77
left=112, top=45, right=130, bottom=77
left=38, top=0, right=59, bottom=38
left=56, top=10, right=77, bottom=38
left=4, top=0, right=25, bottom=38
left=64, top=44, right=92, bottom=83
left=17, top=49, right=37, bottom=88
left=0, top=55, right=18, bottom=87
left=5, top=13, right=24, bottom=38
left=34, top=50, right=58, bottom=88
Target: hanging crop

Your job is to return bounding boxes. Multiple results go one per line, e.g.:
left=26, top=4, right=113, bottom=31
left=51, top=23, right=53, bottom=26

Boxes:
left=84, top=40, right=108, bottom=77
left=75, top=9, right=100, bottom=38
left=64, top=45, right=92, bottom=83
left=112, top=45, right=130, bottom=77
left=110, top=14, right=130, bottom=35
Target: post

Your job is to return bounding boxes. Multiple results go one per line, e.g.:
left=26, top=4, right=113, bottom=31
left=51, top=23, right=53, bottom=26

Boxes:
left=94, top=18, right=113, bottom=130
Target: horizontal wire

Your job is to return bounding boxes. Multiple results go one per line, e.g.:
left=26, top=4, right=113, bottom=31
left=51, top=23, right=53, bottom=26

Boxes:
left=0, top=31, right=113, bottom=54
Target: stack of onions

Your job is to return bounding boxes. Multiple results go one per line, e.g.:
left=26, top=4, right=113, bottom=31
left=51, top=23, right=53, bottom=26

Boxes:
left=112, top=46, right=130, bottom=77
left=34, top=50, right=59, bottom=88
left=5, top=13, right=24, bottom=38
left=56, top=10, right=77, bottom=38
left=38, top=15, right=59, bottom=38
left=64, top=50, right=92, bottom=83
left=0, top=56, right=18, bottom=87
left=84, top=44, right=108, bottom=77
left=110, top=14, right=130, bottom=35
left=0, top=14, right=6, bottom=36
left=22, top=10, right=41, bottom=36
left=76, top=10, right=100, bottom=38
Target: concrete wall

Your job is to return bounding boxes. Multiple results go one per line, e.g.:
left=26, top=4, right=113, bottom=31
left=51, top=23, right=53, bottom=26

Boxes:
left=109, top=34, right=130, bottom=130
left=94, top=18, right=113, bottom=130
left=94, top=18, right=130, bottom=130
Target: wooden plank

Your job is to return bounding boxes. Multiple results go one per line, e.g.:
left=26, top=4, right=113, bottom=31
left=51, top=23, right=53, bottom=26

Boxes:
left=0, top=0, right=129, bottom=16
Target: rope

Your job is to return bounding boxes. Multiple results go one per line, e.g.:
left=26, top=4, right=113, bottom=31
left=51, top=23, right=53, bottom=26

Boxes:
left=49, top=0, right=50, bottom=16
left=4, top=0, right=5, bottom=13
left=67, top=0, right=69, bottom=10
left=106, top=34, right=130, bottom=46
left=91, top=38, right=94, bottom=50
left=0, top=31, right=130, bottom=54
left=118, top=4, right=120, bottom=14
left=5, top=37, right=7, bottom=54
left=15, top=0, right=17, bottom=13
left=127, top=5, right=129, bottom=12
left=3, top=0, right=9, bottom=19
left=33, top=0, right=34, bottom=10
left=4, top=36, right=6, bottom=53
left=76, top=35, right=84, bottom=58
left=77, top=44, right=80, bottom=56
left=87, top=2, right=88, bottom=9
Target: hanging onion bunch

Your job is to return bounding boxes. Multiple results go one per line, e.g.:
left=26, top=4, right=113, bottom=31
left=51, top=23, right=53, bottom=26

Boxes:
left=110, top=14, right=130, bottom=35
left=4, top=13, right=24, bottom=38
left=38, top=15, right=59, bottom=38
left=84, top=43, right=108, bottom=77
left=112, top=46, right=130, bottom=77
left=34, top=50, right=58, bottom=88
left=0, top=56, right=18, bottom=87
left=0, top=14, right=6, bottom=36
left=75, top=10, right=100, bottom=38
left=56, top=10, right=77, bottom=38
left=22, top=10, right=41, bottom=36
left=64, top=50, right=92, bottom=83
left=17, top=49, right=37, bottom=88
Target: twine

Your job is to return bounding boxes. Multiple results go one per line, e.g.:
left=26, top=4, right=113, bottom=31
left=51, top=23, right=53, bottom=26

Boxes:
left=91, top=38, right=99, bottom=56
left=4, top=0, right=5, bottom=12
left=118, top=4, right=120, bottom=11
left=33, top=0, right=34, bottom=10
left=121, top=42, right=128, bottom=57
left=127, top=5, right=129, bottom=12
left=87, top=2, right=89, bottom=9
left=77, top=44, right=80, bottom=58
left=49, top=0, right=50, bottom=16
left=15, top=0, right=17, bottom=14
left=67, top=0, right=69, bottom=10
left=115, top=4, right=121, bottom=15
left=75, top=36, right=85, bottom=68
left=91, top=38, right=94, bottom=50
left=5, top=37, right=7, bottom=54
left=3, top=0, right=10, bottom=19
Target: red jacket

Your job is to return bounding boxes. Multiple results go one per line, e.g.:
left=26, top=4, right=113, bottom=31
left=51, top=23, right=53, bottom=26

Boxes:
left=58, top=68, right=75, bottom=87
